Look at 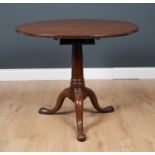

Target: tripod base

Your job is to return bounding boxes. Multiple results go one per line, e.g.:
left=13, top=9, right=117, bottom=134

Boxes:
left=39, top=87, right=114, bottom=142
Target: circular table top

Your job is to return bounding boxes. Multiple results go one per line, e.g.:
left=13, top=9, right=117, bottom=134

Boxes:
left=16, top=19, right=139, bottom=39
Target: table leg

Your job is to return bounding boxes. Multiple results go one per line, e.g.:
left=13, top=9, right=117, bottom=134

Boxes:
left=74, top=92, right=86, bottom=142
left=86, top=87, right=114, bottom=113
left=39, top=88, right=71, bottom=114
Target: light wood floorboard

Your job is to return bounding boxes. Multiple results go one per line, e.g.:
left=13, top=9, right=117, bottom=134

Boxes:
left=0, top=80, right=155, bottom=151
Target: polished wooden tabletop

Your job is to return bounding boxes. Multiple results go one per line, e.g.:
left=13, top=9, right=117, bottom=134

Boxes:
left=16, top=19, right=139, bottom=39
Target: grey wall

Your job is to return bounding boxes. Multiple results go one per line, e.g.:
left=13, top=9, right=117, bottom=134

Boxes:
left=0, top=3, right=154, bottom=68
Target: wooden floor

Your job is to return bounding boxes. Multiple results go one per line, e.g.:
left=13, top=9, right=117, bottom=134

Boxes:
left=0, top=80, right=155, bottom=151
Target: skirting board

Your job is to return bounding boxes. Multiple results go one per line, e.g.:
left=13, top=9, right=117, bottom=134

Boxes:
left=0, top=68, right=154, bottom=81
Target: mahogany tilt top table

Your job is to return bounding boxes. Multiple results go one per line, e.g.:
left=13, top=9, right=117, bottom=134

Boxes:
left=16, top=19, right=139, bottom=142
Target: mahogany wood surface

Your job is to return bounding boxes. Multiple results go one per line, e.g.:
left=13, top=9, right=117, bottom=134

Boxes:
left=16, top=19, right=139, bottom=39
left=16, top=19, right=138, bottom=142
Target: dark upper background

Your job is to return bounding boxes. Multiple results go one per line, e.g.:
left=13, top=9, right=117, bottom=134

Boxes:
left=0, top=3, right=154, bottom=69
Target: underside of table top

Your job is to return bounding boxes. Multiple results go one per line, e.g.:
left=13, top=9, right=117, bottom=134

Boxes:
left=16, top=19, right=139, bottom=39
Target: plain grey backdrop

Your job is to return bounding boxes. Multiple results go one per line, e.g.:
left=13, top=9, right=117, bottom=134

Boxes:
left=0, top=3, right=154, bottom=68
